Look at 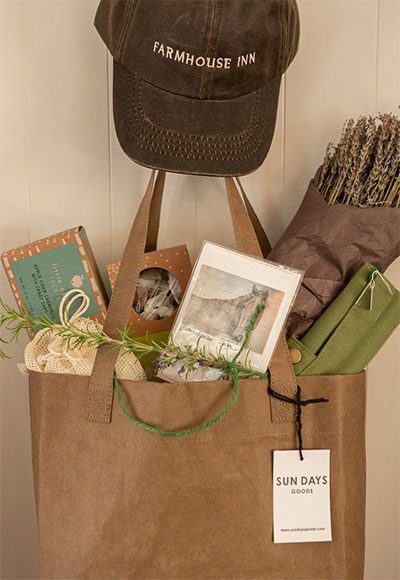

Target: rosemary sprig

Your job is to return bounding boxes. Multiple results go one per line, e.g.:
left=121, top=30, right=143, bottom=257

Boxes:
left=0, top=299, right=56, bottom=351
left=0, top=299, right=268, bottom=381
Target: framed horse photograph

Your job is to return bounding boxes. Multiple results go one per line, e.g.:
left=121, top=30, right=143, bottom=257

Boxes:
left=160, top=242, right=303, bottom=382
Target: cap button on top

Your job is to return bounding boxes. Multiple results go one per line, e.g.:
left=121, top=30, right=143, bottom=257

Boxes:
left=289, top=347, right=302, bottom=364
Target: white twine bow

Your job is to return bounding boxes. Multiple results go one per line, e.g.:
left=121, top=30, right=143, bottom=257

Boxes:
left=59, top=288, right=90, bottom=325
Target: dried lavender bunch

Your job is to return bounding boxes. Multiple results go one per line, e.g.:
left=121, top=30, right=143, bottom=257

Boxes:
left=319, top=113, right=400, bottom=207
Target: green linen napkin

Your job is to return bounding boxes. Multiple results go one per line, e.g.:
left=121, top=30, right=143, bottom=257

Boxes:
left=289, top=263, right=400, bottom=375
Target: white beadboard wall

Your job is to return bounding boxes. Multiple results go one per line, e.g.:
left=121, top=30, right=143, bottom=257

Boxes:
left=0, top=1, right=399, bottom=578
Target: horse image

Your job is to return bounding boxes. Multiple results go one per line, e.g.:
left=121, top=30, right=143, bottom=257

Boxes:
left=185, top=285, right=268, bottom=343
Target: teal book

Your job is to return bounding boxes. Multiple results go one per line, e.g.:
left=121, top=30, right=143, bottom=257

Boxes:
left=2, top=226, right=107, bottom=333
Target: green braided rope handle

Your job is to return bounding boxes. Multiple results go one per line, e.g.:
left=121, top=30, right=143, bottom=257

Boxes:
left=114, top=304, right=265, bottom=436
left=114, top=370, right=240, bottom=437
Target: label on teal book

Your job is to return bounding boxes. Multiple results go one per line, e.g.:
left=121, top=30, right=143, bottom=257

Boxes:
left=10, top=243, right=100, bottom=323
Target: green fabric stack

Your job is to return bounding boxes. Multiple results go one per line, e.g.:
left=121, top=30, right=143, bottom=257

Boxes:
left=289, top=263, right=400, bottom=376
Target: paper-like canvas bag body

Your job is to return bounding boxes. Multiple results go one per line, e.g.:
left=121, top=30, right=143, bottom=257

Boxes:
left=29, top=172, right=366, bottom=579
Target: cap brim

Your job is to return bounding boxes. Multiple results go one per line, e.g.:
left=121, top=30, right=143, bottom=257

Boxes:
left=113, top=60, right=281, bottom=177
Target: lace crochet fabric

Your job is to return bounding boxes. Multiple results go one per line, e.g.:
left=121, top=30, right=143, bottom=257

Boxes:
left=23, top=289, right=146, bottom=381
left=24, top=319, right=145, bottom=380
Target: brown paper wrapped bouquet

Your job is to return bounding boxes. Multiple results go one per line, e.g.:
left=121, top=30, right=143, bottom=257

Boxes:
left=269, top=113, right=400, bottom=337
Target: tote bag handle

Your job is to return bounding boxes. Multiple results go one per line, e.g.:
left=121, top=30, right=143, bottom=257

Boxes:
left=87, top=171, right=296, bottom=423
left=145, top=174, right=272, bottom=257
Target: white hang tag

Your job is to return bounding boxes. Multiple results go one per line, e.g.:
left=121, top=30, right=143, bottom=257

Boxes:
left=273, top=450, right=332, bottom=544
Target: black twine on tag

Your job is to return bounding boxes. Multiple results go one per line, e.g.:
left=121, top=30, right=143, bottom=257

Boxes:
left=268, top=385, right=329, bottom=461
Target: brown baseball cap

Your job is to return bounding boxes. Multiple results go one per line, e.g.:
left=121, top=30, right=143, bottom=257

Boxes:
left=95, top=0, right=299, bottom=176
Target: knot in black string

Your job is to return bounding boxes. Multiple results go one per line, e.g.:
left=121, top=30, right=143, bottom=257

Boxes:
left=268, top=385, right=329, bottom=461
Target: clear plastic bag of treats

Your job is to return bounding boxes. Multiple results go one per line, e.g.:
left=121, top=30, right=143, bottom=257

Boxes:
left=135, top=268, right=181, bottom=320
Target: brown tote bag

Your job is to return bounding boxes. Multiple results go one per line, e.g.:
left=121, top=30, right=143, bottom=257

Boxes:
left=29, top=172, right=366, bottom=579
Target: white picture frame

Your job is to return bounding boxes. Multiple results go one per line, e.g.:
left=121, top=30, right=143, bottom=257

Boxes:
left=160, top=241, right=303, bottom=381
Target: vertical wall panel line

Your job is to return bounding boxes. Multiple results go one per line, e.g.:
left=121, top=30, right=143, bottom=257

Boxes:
left=375, top=0, right=381, bottom=113
left=21, top=4, right=31, bottom=243
left=107, top=52, right=113, bottom=261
